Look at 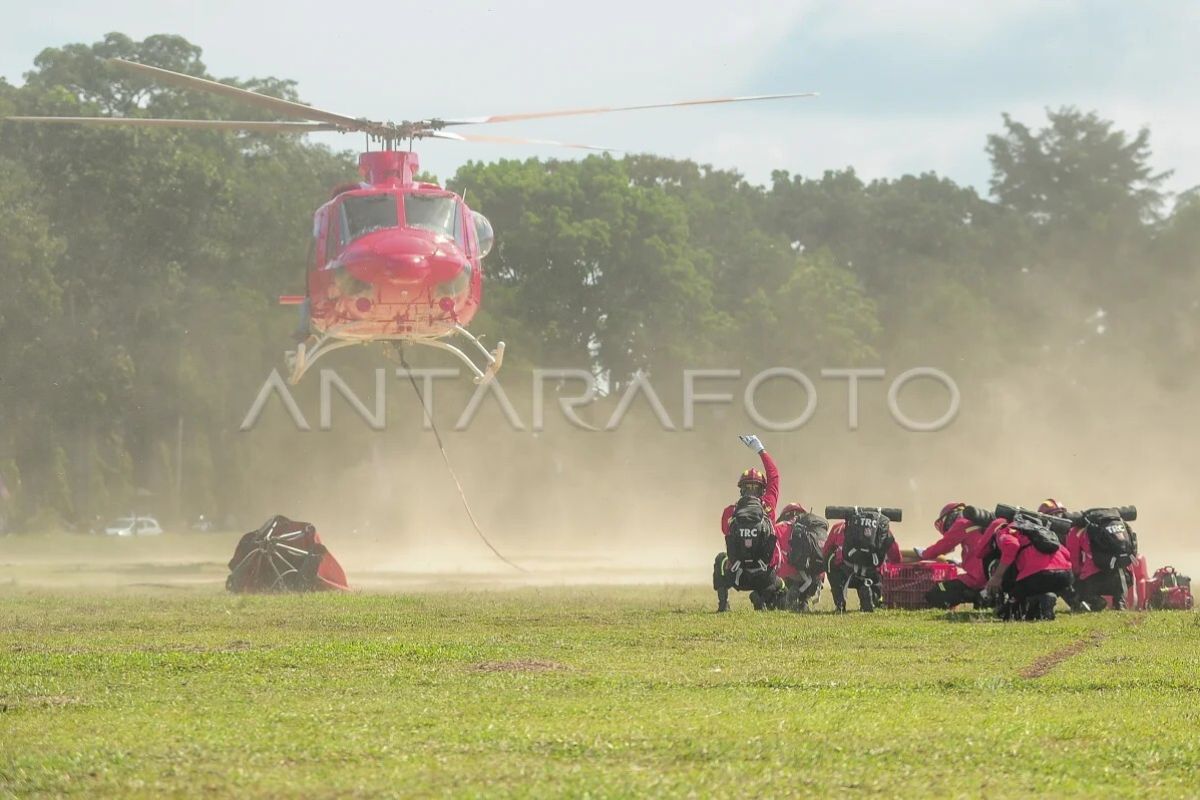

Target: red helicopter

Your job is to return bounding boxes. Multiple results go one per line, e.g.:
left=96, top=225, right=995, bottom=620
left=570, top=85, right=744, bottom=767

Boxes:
left=8, top=59, right=816, bottom=383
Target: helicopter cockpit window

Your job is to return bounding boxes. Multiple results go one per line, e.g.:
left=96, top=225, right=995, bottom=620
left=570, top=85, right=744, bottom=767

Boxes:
left=404, top=194, right=460, bottom=239
left=340, top=194, right=399, bottom=244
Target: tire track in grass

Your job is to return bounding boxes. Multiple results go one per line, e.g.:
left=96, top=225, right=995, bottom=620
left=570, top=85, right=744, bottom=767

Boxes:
left=1018, top=613, right=1148, bottom=678
left=1019, top=631, right=1108, bottom=678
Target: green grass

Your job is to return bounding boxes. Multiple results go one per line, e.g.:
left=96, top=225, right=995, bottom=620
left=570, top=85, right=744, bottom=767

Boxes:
left=1, top=587, right=1198, bottom=798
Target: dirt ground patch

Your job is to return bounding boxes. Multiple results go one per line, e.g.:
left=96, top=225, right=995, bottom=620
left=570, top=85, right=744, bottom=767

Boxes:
left=1, top=695, right=81, bottom=712
left=472, top=659, right=567, bottom=673
left=1019, top=631, right=1108, bottom=678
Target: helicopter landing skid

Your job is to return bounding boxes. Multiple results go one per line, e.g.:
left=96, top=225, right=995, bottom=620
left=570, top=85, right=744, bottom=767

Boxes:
left=285, top=325, right=505, bottom=385
left=285, top=333, right=361, bottom=384
left=421, top=325, right=506, bottom=385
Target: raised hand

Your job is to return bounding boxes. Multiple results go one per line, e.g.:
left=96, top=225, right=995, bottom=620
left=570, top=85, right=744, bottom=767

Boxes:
left=738, top=434, right=764, bottom=453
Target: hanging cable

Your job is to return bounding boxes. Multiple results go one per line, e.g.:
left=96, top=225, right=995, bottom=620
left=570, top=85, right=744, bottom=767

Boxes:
left=398, top=350, right=526, bottom=572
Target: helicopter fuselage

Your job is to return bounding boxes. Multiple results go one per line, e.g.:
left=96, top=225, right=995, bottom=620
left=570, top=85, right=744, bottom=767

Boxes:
left=299, top=151, right=491, bottom=342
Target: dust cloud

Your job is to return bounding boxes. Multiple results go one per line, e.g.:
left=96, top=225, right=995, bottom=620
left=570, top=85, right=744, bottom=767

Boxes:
left=272, top=332, right=1200, bottom=585
left=6, top=310, right=1197, bottom=591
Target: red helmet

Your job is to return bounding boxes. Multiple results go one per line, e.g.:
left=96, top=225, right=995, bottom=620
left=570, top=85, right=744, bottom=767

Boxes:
left=737, top=468, right=766, bottom=491
left=1038, top=498, right=1067, bottom=517
left=778, top=502, right=808, bottom=522
left=935, top=502, right=965, bottom=533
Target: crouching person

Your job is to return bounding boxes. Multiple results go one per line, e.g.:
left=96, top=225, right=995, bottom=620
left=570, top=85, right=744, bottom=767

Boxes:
left=913, top=502, right=989, bottom=609
left=714, top=494, right=786, bottom=611
left=824, top=508, right=901, bottom=613
left=984, top=516, right=1073, bottom=621
left=776, top=503, right=827, bottom=612
left=713, top=434, right=785, bottom=612
left=1067, top=507, right=1139, bottom=611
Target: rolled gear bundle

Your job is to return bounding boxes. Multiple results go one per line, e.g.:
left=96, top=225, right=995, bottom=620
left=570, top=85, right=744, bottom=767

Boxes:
left=227, top=515, right=349, bottom=593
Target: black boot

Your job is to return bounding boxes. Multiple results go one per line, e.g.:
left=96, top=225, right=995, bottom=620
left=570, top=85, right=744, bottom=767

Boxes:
left=830, top=579, right=847, bottom=614
left=858, top=583, right=876, bottom=613
left=1038, top=594, right=1058, bottom=620
left=716, top=587, right=730, bottom=613
left=996, top=599, right=1018, bottom=621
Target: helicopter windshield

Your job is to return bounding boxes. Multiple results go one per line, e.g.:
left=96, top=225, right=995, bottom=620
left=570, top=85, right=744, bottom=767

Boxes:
left=404, top=194, right=460, bottom=239
left=340, top=194, right=399, bottom=243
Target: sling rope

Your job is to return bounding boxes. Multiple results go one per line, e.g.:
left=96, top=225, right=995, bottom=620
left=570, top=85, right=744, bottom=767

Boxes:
left=398, top=351, right=525, bottom=572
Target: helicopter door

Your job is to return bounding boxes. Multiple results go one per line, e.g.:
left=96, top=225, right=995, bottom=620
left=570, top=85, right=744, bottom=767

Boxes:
left=323, top=206, right=342, bottom=265
left=453, top=201, right=467, bottom=250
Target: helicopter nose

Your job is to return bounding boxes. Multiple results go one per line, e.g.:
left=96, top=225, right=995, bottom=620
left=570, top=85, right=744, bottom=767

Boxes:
left=340, top=229, right=465, bottom=286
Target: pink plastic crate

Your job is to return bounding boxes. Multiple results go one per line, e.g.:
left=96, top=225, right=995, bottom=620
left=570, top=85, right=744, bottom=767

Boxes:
left=880, top=561, right=961, bottom=609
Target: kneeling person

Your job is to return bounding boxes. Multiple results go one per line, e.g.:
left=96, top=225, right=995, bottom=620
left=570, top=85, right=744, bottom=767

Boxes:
left=913, top=502, right=989, bottom=608
left=713, top=434, right=785, bottom=611
left=777, top=503, right=827, bottom=612
left=984, top=515, right=1072, bottom=620
left=824, top=508, right=901, bottom=612
left=715, top=494, right=785, bottom=611
left=1067, top=507, right=1138, bottom=611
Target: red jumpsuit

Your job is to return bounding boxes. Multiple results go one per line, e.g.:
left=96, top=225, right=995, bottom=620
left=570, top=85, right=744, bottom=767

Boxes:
left=823, top=521, right=901, bottom=612
left=1066, top=526, right=1102, bottom=581
left=1067, top=524, right=1133, bottom=610
left=773, top=519, right=796, bottom=579
left=993, top=524, right=1073, bottom=619
left=720, top=450, right=780, bottom=535
left=920, top=518, right=989, bottom=590
left=713, top=450, right=784, bottom=609
left=996, top=527, right=1072, bottom=582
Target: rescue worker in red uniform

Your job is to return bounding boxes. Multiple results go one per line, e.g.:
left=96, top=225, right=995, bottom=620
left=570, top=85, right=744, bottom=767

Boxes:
left=1036, top=498, right=1090, bottom=609
left=1063, top=505, right=1139, bottom=612
left=823, top=512, right=902, bottom=612
left=1037, top=499, right=1071, bottom=541
left=713, top=434, right=785, bottom=612
left=912, top=502, right=989, bottom=608
left=984, top=517, right=1073, bottom=620
left=776, top=503, right=827, bottom=612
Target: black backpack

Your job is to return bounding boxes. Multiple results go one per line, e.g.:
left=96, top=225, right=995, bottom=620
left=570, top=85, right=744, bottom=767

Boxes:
left=787, top=512, right=829, bottom=574
left=842, top=510, right=893, bottom=569
left=1081, top=508, right=1136, bottom=569
left=726, top=495, right=776, bottom=567
left=1010, top=515, right=1062, bottom=555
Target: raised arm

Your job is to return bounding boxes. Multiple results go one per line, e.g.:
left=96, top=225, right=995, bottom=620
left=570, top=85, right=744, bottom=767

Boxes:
left=739, top=434, right=780, bottom=520
left=759, top=449, right=780, bottom=520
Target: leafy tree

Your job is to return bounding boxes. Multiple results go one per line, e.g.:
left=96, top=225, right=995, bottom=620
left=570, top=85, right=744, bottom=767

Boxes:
left=987, top=107, right=1170, bottom=229
left=454, top=156, right=720, bottom=385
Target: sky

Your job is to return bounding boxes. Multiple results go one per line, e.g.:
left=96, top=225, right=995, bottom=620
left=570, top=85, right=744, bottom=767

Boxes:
left=3, top=0, right=1198, bottom=196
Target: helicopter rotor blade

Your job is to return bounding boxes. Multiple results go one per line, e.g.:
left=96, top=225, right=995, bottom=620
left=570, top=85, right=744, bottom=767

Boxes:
left=428, top=130, right=617, bottom=152
left=438, top=91, right=818, bottom=127
left=4, top=116, right=340, bottom=133
left=107, top=58, right=369, bottom=130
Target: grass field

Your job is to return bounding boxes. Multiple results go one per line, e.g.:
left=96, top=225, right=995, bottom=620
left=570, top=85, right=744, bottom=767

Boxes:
left=2, top=583, right=1198, bottom=799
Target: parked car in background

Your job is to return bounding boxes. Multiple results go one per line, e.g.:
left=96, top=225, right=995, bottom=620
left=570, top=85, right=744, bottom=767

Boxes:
left=104, top=516, right=164, bottom=536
